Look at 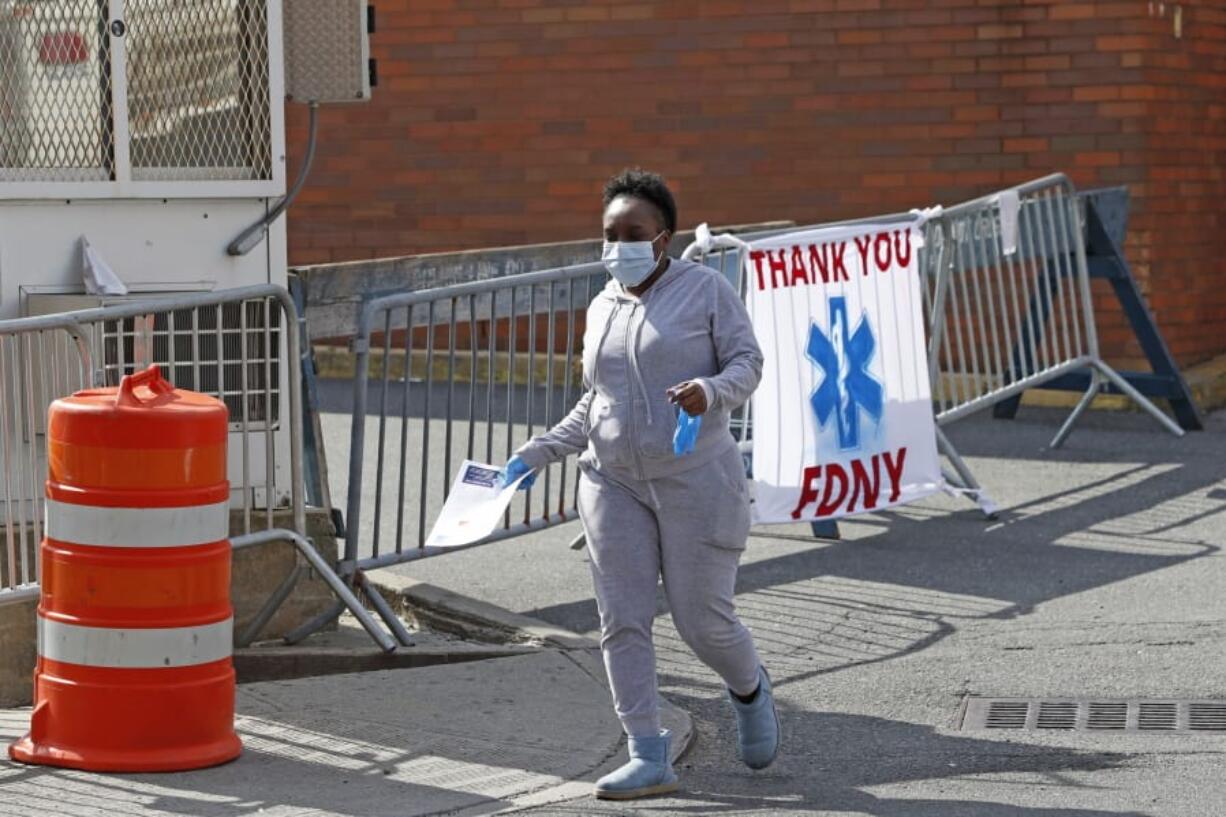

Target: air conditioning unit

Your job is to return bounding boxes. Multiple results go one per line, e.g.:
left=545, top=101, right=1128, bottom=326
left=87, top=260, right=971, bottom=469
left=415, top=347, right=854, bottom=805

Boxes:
left=24, top=291, right=282, bottom=428
left=17, top=290, right=287, bottom=511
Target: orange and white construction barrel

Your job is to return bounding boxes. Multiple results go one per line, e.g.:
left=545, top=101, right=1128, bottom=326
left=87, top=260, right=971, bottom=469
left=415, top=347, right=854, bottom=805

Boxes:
left=9, top=365, right=241, bottom=772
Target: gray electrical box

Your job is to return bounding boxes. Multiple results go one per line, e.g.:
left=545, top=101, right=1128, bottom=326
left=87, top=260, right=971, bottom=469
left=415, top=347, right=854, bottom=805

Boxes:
left=283, top=0, right=374, bottom=104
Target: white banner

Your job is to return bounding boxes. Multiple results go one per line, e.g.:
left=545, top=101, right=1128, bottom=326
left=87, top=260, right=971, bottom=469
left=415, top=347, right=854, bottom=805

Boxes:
left=745, top=219, right=943, bottom=523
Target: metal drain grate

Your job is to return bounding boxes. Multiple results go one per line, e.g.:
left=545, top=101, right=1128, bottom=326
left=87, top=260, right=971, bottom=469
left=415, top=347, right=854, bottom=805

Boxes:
left=1036, top=701, right=1078, bottom=730
left=1138, top=702, right=1177, bottom=731
left=984, top=701, right=1028, bottom=729
left=962, top=698, right=1226, bottom=733
left=1087, top=702, right=1128, bottom=730
left=1189, top=703, right=1226, bottom=731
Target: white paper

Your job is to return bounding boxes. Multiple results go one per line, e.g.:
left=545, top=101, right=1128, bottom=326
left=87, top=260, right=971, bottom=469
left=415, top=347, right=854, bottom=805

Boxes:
left=81, top=236, right=128, bottom=295
left=425, top=460, right=529, bottom=548
left=997, top=190, right=1020, bottom=257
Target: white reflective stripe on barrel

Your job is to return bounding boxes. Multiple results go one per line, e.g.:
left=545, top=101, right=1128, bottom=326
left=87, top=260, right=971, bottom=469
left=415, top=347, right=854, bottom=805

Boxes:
left=44, top=499, right=230, bottom=548
left=38, top=617, right=233, bottom=668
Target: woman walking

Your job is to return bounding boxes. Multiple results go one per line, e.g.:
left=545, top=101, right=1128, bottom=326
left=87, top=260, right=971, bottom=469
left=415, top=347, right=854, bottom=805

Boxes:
left=502, top=169, right=779, bottom=800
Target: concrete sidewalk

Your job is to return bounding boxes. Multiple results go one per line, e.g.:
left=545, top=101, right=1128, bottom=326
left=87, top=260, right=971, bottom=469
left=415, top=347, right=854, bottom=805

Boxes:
left=394, top=408, right=1226, bottom=817
left=0, top=649, right=690, bottom=817
left=2, top=406, right=1221, bottom=816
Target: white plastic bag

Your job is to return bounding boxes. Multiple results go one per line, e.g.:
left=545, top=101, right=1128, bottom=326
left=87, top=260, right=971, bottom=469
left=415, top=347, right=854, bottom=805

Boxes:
left=81, top=236, right=128, bottom=295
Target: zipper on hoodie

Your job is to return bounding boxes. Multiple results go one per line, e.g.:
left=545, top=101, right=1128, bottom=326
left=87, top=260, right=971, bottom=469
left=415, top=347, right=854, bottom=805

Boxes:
left=624, top=301, right=648, bottom=482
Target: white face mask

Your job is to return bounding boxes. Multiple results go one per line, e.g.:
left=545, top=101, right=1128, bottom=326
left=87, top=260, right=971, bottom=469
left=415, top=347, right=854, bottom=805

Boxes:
left=602, top=232, right=665, bottom=286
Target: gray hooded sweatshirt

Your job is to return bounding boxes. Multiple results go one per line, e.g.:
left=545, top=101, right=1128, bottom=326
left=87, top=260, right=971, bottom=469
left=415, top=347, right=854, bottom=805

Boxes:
left=516, top=257, right=763, bottom=481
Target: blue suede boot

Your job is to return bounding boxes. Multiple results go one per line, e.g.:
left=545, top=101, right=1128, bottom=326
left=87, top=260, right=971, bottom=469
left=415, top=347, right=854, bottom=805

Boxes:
left=728, top=666, right=780, bottom=769
left=594, top=729, right=679, bottom=800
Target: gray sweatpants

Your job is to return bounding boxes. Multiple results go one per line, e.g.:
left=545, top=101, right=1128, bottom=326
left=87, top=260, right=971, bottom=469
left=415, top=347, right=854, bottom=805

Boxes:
left=577, top=445, right=762, bottom=738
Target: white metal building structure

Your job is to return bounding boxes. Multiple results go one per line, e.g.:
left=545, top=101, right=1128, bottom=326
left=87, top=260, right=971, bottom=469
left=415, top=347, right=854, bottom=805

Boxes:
left=0, top=0, right=371, bottom=513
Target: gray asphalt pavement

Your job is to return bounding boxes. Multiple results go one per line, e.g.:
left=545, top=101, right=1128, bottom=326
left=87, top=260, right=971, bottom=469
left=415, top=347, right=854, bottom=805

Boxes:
left=319, top=384, right=1226, bottom=816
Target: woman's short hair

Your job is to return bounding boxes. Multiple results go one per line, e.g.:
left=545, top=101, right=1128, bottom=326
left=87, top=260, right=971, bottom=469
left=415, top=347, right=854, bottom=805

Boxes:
left=602, top=169, right=677, bottom=234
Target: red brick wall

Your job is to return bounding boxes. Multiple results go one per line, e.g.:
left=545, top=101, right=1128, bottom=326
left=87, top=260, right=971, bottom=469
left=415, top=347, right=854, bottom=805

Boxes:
left=1124, top=0, right=1226, bottom=365
left=286, top=0, right=1226, bottom=366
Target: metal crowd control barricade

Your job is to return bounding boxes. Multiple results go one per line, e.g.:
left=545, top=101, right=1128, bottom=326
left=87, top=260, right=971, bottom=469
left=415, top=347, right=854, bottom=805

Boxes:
left=311, top=175, right=1190, bottom=649
left=684, top=174, right=1187, bottom=522
left=0, top=285, right=394, bottom=652
left=296, top=262, right=610, bottom=645
left=990, top=185, right=1203, bottom=432
left=925, top=174, right=1184, bottom=447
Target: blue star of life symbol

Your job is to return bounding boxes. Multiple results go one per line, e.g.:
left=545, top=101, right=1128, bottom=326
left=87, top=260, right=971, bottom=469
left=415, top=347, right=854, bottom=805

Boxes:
left=806, top=297, right=884, bottom=451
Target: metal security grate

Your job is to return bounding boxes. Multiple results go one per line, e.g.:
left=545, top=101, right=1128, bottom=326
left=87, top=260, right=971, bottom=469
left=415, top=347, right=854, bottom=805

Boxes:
left=1087, top=702, right=1128, bottom=730
left=1, top=287, right=301, bottom=601
left=1138, top=702, right=1177, bottom=731
left=125, top=0, right=272, bottom=181
left=0, top=0, right=273, bottom=186
left=0, top=0, right=113, bottom=181
left=983, top=701, right=1028, bottom=729
left=100, top=300, right=281, bottom=426
left=1035, top=701, right=1078, bottom=730
left=1189, top=704, right=1226, bottom=731
left=963, top=698, right=1226, bottom=734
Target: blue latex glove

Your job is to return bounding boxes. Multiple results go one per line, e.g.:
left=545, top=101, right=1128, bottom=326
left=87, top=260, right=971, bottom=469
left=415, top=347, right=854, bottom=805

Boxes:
left=673, top=410, right=702, bottom=457
left=499, top=455, right=537, bottom=490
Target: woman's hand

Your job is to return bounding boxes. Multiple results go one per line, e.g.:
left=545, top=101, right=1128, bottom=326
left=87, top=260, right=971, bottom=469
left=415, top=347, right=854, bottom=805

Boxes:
left=499, top=456, right=537, bottom=491
left=666, top=381, right=708, bottom=415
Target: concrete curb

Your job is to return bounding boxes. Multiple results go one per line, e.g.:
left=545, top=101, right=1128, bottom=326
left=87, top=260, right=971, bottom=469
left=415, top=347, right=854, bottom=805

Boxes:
left=369, top=570, right=599, bottom=650
left=233, top=644, right=537, bottom=684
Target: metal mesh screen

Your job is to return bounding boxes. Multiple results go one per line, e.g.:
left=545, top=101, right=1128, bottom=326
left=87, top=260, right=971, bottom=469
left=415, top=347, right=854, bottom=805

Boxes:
left=0, top=0, right=113, bottom=181
left=99, top=300, right=282, bottom=426
left=125, top=0, right=272, bottom=181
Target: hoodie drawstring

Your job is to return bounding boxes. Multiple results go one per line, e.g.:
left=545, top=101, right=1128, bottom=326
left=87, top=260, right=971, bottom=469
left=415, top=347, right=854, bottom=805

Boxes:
left=645, top=479, right=663, bottom=511
left=627, top=303, right=654, bottom=426
left=626, top=302, right=663, bottom=510
left=584, top=301, right=620, bottom=432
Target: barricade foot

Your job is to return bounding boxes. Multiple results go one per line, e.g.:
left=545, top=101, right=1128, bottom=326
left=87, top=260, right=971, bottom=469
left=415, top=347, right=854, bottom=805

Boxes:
left=356, top=571, right=415, bottom=647
left=237, top=562, right=305, bottom=648
left=941, top=468, right=1000, bottom=520
left=810, top=520, right=841, bottom=540
left=234, top=530, right=398, bottom=653
left=1050, top=371, right=1102, bottom=449
left=936, top=426, right=998, bottom=519
left=1096, top=362, right=1186, bottom=439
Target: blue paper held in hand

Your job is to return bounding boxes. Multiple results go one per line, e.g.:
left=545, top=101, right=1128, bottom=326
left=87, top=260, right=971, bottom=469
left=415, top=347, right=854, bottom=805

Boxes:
left=673, top=410, right=702, bottom=457
left=499, top=455, right=537, bottom=490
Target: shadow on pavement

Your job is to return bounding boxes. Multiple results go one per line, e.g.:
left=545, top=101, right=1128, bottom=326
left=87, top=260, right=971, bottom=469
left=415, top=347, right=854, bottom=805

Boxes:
left=525, top=412, right=1223, bottom=691
left=0, top=718, right=515, bottom=817
left=0, top=651, right=619, bottom=817
left=540, top=706, right=1147, bottom=817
